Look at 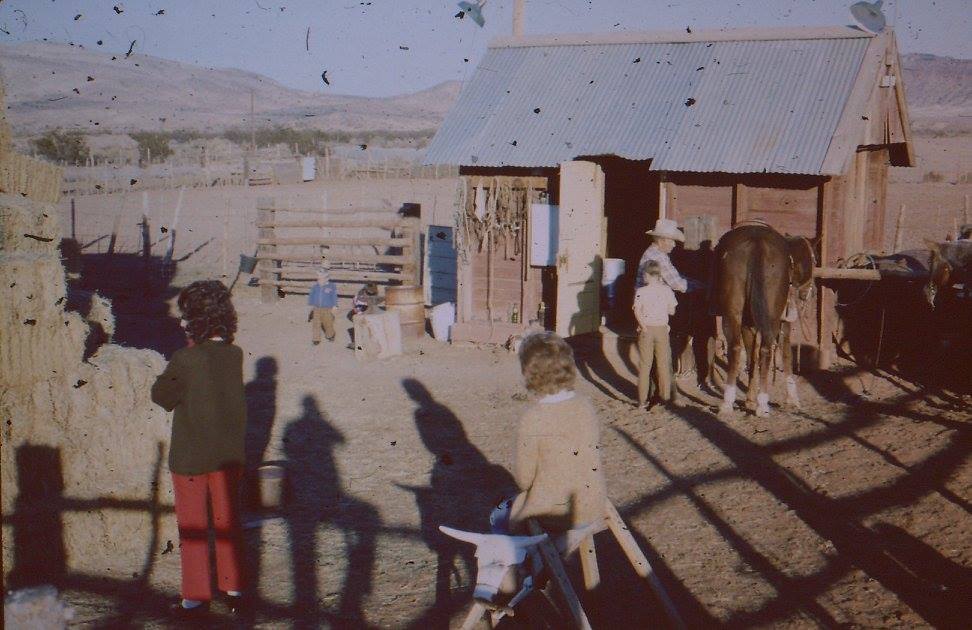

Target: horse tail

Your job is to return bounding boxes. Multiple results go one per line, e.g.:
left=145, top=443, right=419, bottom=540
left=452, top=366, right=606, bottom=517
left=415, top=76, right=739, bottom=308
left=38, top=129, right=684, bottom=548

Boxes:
left=747, top=242, right=774, bottom=340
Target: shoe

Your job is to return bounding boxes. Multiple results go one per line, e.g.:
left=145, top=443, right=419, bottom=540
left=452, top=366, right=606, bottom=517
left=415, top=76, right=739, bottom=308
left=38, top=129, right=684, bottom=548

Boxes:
left=221, top=593, right=245, bottom=614
left=169, top=600, right=209, bottom=619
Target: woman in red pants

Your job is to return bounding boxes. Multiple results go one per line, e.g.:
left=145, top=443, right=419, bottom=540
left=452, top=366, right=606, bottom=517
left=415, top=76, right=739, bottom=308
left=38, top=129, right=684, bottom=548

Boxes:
left=152, top=280, right=247, bottom=615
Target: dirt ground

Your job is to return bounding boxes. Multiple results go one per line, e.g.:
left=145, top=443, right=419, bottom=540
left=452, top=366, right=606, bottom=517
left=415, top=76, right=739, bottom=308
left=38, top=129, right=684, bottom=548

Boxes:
left=52, top=285, right=971, bottom=629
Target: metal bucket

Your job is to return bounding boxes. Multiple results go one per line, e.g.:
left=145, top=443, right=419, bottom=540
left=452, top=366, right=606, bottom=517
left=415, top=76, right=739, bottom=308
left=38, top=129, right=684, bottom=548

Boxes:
left=239, top=254, right=258, bottom=274
left=255, top=463, right=286, bottom=509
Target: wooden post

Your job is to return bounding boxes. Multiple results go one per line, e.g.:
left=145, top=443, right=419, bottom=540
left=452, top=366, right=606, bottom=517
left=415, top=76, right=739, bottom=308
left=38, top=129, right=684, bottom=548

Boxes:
left=578, top=536, right=600, bottom=591
left=816, top=179, right=836, bottom=370
left=401, top=216, right=422, bottom=286
left=964, top=194, right=970, bottom=224
left=257, top=197, right=279, bottom=303
left=732, top=181, right=749, bottom=226
left=512, top=0, right=525, bottom=36
left=893, top=203, right=906, bottom=252
left=107, top=209, right=121, bottom=257
left=141, top=192, right=151, bottom=259
left=658, top=174, right=668, bottom=220
left=221, top=211, right=229, bottom=278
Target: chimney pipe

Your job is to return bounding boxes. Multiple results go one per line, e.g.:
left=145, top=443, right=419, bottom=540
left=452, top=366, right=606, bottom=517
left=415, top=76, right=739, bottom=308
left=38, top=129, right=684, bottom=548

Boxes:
left=512, top=0, right=525, bottom=37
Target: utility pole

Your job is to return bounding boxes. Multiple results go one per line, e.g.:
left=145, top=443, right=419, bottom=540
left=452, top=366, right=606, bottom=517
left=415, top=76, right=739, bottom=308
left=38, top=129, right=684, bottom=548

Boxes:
left=244, top=89, right=255, bottom=186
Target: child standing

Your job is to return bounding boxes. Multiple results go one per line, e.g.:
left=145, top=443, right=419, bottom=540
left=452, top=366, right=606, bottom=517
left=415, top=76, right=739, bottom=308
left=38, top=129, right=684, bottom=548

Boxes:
left=507, top=332, right=607, bottom=534
left=308, top=265, right=338, bottom=345
left=151, top=280, right=246, bottom=616
left=633, top=260, right=678, bottom=409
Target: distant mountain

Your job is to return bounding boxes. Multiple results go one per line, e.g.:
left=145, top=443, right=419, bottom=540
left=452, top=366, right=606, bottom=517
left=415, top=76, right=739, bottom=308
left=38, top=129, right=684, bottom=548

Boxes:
left=0, top=42, right=461, bottom=134
left=1, top=42, right=967, bottom=136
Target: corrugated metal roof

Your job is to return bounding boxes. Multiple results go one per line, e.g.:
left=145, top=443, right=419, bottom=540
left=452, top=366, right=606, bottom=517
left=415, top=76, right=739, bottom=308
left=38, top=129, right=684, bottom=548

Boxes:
left=424, top=35, right=870, bottom=174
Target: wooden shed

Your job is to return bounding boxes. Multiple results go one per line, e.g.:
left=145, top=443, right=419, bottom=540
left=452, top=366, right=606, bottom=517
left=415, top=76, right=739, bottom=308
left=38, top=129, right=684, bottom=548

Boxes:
left=424, top=26, right=914, bottom=366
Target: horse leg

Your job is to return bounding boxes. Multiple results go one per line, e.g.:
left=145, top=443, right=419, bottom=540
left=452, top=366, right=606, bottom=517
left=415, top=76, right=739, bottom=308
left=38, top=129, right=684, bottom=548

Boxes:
left=755, top=330, right=775, bottom=418
left=780, top=322, right=801, bottom=408
left=742, top=327, right=758, bottom=412
left=719, top=318, right=742, bottom=417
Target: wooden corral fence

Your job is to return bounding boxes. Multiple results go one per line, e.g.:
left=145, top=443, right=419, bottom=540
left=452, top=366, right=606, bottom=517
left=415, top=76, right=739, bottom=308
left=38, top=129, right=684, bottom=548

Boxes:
left=254, top=197, right=421, bottom=303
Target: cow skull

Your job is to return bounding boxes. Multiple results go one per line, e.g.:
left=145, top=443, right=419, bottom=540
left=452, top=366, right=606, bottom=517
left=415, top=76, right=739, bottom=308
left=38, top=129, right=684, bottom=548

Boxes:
left=439, top=526, right=547, bottom=602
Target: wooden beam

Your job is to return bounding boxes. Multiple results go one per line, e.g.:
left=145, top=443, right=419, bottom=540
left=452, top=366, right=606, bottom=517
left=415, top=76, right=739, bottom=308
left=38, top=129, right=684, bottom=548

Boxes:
left=527, top=520, right=593, bottom=630
left=256, top=236, right=409, bottom=247
left=271, top=267, right=404, bottom=281
left=256, top=253, right=409, bottom=265
left=256, top=218, right=416, bottom=230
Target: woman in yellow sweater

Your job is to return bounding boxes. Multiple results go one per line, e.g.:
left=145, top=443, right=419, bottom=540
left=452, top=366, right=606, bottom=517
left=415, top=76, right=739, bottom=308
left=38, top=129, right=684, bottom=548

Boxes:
left=507, top=332, right=607, bottom=534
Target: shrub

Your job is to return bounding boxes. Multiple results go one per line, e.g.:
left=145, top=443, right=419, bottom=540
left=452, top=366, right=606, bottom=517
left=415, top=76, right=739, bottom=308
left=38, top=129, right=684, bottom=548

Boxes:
left=31, top=129, right=90, bottom=164
left=130, top=132, right=174, bottom=164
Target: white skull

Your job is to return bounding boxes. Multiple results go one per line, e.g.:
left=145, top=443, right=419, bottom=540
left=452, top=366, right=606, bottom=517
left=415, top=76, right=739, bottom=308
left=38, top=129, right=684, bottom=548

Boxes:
left=438, top=526, right=547, bottom=601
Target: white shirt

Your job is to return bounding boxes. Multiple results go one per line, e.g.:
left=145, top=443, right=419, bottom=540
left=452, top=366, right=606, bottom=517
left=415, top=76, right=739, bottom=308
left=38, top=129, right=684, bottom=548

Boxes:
left=633, top=281, right=678, bottom=328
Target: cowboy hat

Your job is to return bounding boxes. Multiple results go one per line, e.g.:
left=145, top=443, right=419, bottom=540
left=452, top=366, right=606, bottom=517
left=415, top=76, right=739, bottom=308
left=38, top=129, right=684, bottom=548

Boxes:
left=645, top=218, right=685, bottom=242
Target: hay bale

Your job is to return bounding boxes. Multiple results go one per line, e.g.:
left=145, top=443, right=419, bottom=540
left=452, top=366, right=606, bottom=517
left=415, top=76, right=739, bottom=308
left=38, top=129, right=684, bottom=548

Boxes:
left=1, top=346, right=177, bottom=587
left=67, top=287, right=116, bottom=343
left=0, top=154, right=63, bottom=204
left=3, top=586, right=74, bottom=629
left=0, top=254, right=87, bottom=387
left=0, top=193, right=61, bottom=254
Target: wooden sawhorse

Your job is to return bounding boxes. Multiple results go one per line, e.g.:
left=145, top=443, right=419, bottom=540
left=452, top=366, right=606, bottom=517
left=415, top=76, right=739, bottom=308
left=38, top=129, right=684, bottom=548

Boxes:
left=460, top=500, right=685, bottom=629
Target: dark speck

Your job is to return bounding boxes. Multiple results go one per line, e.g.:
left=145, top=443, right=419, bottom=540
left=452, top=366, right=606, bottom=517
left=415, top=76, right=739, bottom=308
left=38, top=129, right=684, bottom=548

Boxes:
left=359, top=144, right=367, bottom=150
left=74, top=379, right=88, bottom=388
left=533, top=107, right=541, bottom=114
left=390, top=441, right=397, bottom=446
left=113, top=5, right=124, bottom=14
left=23, top=319, right=36, bottom=326
left=97, top=40, right=103, bottom=46
left=862, top=115, right=869, bottom=120
left=696, top=66, right=704, bottom=71
left=633, top=57, right=641, bottom=63
left=155, top=9, right=165, bottom=15
left=686, top=26, right=692, bottom=33
left=74, top=14, right=82, bottom=21
left=685, top=97, right=696, bottom=107
left=87, top=76, right=94, bottom=82
left=510, top=140, right=517, bottom=146
left=130, top=178, right=138, bottom=185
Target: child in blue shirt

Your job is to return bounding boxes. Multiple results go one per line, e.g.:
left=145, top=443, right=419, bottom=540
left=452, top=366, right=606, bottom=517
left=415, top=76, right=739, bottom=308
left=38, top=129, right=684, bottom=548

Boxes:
left=308, top=267, right=338, bottom=344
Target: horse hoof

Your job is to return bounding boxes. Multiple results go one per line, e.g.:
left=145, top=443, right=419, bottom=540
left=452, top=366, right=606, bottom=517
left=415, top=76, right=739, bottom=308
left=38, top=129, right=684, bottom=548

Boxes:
left=755, top=406, right=771, bottom=418
left=718, top=403, right=734, bottom=417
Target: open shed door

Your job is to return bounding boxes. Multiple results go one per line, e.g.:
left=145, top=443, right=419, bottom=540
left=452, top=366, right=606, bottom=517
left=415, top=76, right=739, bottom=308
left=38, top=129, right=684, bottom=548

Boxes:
left=555, top=160, right=606, bottom=337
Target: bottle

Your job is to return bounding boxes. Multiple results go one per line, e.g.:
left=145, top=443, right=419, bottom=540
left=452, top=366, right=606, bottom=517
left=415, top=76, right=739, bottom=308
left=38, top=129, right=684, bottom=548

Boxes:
left=511, top=304, right=520, bottom=324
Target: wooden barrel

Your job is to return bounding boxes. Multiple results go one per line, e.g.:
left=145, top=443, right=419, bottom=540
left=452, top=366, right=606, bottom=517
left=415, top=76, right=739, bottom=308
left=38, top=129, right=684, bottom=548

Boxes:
left=385, top=285, right=425, bottom=338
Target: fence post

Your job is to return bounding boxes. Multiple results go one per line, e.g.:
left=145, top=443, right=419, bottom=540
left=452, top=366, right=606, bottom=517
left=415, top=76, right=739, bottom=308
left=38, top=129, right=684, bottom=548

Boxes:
left=402, top=216, right=422, bottom=286
left=257, top=197, right=279, bottom=303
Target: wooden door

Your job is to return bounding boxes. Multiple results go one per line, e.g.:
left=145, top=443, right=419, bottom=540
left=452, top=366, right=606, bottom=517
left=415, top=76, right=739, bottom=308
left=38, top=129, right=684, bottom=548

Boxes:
left=555, top=161, right=606, bottom=337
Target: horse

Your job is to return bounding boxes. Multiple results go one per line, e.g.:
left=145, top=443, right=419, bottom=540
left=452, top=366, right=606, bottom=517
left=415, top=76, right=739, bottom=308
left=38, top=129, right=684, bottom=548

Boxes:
left=712, top=223, right=814, bottom=417
left=924, top=240, right=972, bottom=306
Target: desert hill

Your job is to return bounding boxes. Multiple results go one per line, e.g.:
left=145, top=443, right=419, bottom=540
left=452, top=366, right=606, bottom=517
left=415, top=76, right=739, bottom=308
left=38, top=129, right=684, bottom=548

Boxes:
left=0, top=42, right=460, bottom=134
left=0, top=42, right=968, bottom=136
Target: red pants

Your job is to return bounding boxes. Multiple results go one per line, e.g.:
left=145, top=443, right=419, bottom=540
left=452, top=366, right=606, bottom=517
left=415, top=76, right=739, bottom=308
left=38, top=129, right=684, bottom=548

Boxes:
left=171, top=466, right=244, bottom=601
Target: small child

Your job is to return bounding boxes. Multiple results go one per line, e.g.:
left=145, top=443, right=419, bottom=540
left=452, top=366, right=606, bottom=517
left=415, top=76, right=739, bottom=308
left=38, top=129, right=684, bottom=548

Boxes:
left=308, top=266, right=337, bottom=345
left=506, top=332, right=607, bottom=534
left=633, top=260, right=678, bottom=408
left=352, top=282, right=381, bottom=316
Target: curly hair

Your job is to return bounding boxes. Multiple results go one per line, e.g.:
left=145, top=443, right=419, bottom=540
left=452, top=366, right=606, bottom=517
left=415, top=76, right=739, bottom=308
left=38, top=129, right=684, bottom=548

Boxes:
left=177, top=280, right=237, bottom=344
left=518, top=331, right=576, bottom=396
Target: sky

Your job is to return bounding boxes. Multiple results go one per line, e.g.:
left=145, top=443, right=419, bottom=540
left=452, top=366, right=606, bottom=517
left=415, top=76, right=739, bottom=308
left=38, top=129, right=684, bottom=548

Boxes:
left=0, top=0, right=968, bottom=97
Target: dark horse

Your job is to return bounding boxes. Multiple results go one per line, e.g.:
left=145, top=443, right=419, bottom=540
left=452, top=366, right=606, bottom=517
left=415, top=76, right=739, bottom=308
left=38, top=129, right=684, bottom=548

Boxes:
left=924, top=240, right=972, bottom=306
left=713, top=223, right=815, bottom=417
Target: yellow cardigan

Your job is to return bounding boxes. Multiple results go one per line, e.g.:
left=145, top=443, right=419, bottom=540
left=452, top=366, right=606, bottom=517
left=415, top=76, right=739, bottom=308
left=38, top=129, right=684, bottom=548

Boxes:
left=509, top=393, right=607, bottom=533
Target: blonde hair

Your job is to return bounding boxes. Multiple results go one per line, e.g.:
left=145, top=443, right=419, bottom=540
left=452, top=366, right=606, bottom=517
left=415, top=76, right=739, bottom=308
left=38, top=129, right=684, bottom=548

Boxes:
left=518, top=332, right=576, bottom=395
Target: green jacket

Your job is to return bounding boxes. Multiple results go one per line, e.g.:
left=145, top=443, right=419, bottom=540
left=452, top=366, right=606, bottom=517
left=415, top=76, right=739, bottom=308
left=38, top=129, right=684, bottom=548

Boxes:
left=151, top=340, right=247, bottom=475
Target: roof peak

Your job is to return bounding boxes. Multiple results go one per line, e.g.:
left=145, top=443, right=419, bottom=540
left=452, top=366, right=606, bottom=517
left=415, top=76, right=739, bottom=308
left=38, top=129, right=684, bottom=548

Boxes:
left=490, top=25, right=874, bottom=49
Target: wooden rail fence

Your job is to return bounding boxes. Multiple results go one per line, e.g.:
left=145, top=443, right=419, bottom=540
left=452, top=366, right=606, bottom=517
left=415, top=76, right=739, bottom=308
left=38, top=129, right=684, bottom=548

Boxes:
left=255, top=197, right=421, bottom=302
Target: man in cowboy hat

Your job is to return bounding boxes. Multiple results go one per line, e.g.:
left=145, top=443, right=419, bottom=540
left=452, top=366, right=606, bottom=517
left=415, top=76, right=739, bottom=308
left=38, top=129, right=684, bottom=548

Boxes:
left=636, top=218, right=689, bottom=293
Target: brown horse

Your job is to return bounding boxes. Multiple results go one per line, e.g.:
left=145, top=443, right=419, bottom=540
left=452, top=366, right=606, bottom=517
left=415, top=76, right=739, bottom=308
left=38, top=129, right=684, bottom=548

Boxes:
left=712, top=224, right=814, bottom=417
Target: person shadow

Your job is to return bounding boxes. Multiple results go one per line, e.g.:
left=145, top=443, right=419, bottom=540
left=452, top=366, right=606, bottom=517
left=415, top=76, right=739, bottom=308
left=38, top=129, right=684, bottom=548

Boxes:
left=282, top=395, right=379, bottom=629
left=399, top=379, right=517, bottom=629
left=245, top=357, right=279, bottom=495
